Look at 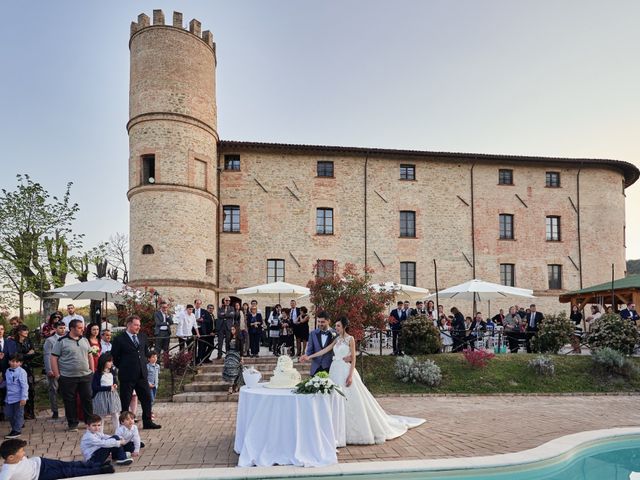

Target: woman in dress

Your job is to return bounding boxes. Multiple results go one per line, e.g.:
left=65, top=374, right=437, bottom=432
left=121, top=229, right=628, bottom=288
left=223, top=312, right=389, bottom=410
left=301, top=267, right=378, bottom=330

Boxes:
left=41, top=312, right=62, bottom=339
left=438, top=315, right=453, bottom=352
left=267, top=304, right=282, bottom=355
left=302, top=317, right=425, bottom=445
left=295, top=306, right=310, bottom=357
left=237, top=302, right=249, bottom=356
left=7, top=325, right=36, bottom=419
left=247, top=305, right=263, bottom=358
left=223, top=325, right=243, bottom=394
left=85, top=323, right=102, bottom=372
left=569, top=304, right=584, bottom=354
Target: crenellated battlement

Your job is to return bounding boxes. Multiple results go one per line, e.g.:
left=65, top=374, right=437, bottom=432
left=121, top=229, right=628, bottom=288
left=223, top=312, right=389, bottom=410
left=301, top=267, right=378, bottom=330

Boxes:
left=130, top=10, right=215, bottom=50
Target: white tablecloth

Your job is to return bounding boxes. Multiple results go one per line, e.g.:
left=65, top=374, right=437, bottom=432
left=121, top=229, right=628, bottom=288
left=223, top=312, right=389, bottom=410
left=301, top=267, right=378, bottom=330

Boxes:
left=234, top=383, right=346, bottom=467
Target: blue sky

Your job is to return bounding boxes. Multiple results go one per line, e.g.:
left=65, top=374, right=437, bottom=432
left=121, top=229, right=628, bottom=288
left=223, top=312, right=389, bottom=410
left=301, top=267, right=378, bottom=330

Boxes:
left=1, top=0, right=639, bottom=262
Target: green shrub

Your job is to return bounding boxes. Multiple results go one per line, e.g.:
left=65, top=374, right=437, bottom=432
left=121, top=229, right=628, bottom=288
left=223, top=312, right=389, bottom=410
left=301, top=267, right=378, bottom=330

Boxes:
left=589, top=313, right=639, bottom=355
left=402, top=314, right=442, bottom=355
left=592, top=347, right=636, bottom=377
left=528, top=356, right=555, bottom=376
left=394, top=356, right=442, bottom=386
left=532, top=311, right=574, bottom=354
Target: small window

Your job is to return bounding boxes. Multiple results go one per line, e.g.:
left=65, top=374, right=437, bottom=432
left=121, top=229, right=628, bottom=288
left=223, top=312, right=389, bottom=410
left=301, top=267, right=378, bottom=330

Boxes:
left=400, top=211, right=416, bottom=238
left=316, top=208, right=334, bottom=235
left=499, top=214, right=514, bottom=240
left=223, top=205, right=240, bottom=233
left=206, top=259, right=214, bottom=277
left=546, top=216, right=561, bottom=241
left=548, top=264, right=562, bottom=289
left=546, top=171, right=560, bottom=188
left=317, top=161, right=334, bottom=177
left=267, top=259, right=285, bottom=282
left=498, top=169, right=513, bottom=185
left=142, top=244, right=154, bottom=255
left=316, top=260, right=335, bottom=278
left=500, top=264, right=515, bottom=287
left=400, top=164, right=415, bottom=180
left=142, top=155, right=156, bottom=185
left=224, top=154, right=240, bottom=171
left=400, top=261, right=416, bottom=286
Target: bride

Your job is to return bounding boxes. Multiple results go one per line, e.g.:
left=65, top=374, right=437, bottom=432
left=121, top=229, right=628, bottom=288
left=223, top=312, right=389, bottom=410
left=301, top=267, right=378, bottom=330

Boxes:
left=301, top=317, right=425, bottom=445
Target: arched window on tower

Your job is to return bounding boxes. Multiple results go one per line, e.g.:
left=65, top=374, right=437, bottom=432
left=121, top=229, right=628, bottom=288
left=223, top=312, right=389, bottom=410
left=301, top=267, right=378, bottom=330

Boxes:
left=142, top=244, right=155, bottom=255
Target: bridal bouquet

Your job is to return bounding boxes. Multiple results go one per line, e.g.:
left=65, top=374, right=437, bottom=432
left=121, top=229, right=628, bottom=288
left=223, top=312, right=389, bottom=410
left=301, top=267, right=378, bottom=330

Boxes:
left=88, top=346, right=100, bottom=357
left=293, top=371, right=345, bottom=397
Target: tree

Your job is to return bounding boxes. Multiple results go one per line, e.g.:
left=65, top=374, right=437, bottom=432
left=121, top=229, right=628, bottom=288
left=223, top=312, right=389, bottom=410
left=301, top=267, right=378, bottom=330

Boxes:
left=105, top=233, right=129, bottom=283
left=307, top=263, right=395, bottom=340
left=0, top=175, right=81, bottom=317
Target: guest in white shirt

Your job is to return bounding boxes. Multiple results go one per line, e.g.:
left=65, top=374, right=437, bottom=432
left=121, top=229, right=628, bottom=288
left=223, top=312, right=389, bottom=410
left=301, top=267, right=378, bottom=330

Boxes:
left=0, top=437, right=114, bottom=479
left=115, top=411, right=145, bottom=457
left=62, top=304, right=84, bottom=329
left=100, top=330, right=113, bottom=353
left=100, top=317, right=113, bottom=332
left=176, top=304, right=200, bottom=351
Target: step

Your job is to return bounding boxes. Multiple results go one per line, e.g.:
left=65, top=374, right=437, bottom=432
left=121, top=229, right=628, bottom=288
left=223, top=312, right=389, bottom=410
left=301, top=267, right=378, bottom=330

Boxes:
left=173, top=392, right=240, bottom=403
left=198, top=363, right=309, bottom=374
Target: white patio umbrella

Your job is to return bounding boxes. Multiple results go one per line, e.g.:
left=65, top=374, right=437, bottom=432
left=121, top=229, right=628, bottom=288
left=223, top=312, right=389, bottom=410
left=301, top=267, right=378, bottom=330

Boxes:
left=47, top=278, right=131, bottom=319
left=236, top=281, right=310, bottom=304
left=370, top=282, right=429, bottom=301
left=47, top=278, right=129, bottom=303
left=426, top=279, right=534, bottom=302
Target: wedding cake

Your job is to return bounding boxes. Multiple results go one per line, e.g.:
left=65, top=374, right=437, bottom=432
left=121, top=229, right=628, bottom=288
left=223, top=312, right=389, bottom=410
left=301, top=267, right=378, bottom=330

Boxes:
left=265, top=355, right=301, bottom=389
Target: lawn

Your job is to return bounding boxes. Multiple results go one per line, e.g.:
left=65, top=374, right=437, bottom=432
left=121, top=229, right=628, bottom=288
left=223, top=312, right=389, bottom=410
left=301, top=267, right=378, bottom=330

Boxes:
left=358, top=353, right=640, bottom=395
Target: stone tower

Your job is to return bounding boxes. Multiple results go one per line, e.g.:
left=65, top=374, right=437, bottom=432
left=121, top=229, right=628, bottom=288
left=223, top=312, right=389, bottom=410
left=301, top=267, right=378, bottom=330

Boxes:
left=128, top=10, right=218, bottom=304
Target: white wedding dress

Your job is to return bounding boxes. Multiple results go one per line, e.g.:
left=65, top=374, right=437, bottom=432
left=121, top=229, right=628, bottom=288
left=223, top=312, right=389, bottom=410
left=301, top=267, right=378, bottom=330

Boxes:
left=329, top=335, right=425, bottom=445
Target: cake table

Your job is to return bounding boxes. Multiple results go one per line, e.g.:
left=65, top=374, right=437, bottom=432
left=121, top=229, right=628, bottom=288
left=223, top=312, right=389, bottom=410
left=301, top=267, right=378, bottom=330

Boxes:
left=234, top=383, right=346, bottom=467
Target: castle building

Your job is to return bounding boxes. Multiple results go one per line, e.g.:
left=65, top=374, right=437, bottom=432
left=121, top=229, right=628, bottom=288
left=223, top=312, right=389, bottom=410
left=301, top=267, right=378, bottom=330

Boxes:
left=127, top=11, right=639, bottom=313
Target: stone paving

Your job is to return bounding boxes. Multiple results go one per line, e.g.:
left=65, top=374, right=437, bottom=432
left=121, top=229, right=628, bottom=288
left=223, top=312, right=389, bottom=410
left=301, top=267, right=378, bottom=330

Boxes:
left=10, top=394, right=640, bottom=472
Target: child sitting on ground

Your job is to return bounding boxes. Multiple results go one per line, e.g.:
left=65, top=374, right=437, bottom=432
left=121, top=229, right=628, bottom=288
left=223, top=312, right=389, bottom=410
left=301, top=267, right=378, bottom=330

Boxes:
left=114, top=411, right=145, bottom=457
left=0, top=354, right=29, bottom=439
left=0, top=438, right=114, bottom=479
left=80, top=414, right=133, bottom=466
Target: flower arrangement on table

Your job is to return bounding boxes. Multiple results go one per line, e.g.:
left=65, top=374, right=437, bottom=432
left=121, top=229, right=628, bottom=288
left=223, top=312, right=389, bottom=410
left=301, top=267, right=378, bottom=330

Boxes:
left=88, top=346, right=100, bottom=357
left=293, top=371, right=345, bottom=397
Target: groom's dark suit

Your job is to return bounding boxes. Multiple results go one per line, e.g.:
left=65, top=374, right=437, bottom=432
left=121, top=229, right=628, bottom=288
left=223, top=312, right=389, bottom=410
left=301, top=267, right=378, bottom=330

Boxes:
left=306, top=328, right=335, bottom=375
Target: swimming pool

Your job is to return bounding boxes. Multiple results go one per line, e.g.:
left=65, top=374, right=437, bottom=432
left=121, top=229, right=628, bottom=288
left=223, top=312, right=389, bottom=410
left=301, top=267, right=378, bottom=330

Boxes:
left=111, top=427, right=640, bottom=480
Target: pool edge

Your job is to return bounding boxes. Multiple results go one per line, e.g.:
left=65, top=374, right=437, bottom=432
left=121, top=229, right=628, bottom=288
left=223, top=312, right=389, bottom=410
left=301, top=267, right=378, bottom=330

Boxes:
left=92, top=426, right=640, bottom=479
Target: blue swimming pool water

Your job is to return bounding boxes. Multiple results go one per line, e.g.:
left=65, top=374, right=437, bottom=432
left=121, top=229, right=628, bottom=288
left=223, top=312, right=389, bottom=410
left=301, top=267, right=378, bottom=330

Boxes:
left=316, top=437, right=640, bottom=480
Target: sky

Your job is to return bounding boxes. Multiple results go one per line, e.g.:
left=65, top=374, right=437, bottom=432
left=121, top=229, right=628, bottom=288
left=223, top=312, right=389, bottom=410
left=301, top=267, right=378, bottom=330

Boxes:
left=1, top=0, right=639, bottom=265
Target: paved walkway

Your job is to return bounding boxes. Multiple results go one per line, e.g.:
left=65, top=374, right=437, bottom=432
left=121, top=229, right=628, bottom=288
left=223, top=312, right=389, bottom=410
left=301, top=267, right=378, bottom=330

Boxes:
left=15, top=395, right=640, bottom=471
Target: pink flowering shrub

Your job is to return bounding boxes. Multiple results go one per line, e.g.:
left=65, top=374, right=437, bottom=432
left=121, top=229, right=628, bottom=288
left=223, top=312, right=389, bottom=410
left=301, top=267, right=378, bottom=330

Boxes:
left=462, top=348, right=495, bottom=368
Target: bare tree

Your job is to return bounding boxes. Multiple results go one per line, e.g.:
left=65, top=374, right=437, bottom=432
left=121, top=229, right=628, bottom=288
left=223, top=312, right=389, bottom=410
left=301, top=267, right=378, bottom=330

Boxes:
left=106, top=233, right=129, bottom=284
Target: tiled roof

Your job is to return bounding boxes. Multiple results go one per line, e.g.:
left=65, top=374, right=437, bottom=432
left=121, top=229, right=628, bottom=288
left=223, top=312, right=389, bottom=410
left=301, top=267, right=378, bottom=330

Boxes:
left=218, top=140, right=640, bottom=187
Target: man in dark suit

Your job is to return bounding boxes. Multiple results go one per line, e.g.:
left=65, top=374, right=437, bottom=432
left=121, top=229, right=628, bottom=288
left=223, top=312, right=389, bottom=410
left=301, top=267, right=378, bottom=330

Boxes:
left=389, top=301, right=407, bottom=355
left=153, top=301, right=173, bottom=356
left=620, top=303, right=639, bottom=324
left=194, top=299, right=214, bottom=363
left=525, top=304, right=544, bottom=353
left=216, top=297, right=235, bottom=359
left=111, top=315, right=161, bottom=429
left=303, top=311, right=335, bottom=375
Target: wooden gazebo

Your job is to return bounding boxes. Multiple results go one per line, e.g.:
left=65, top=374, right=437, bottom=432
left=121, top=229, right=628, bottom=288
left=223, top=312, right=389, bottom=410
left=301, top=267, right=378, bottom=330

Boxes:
left=559, top=274, right=640, bottom=309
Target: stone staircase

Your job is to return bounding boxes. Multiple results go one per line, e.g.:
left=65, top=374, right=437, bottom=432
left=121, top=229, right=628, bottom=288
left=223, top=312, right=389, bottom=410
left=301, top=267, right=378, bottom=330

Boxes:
left=172, top=356, right=309, bottom=403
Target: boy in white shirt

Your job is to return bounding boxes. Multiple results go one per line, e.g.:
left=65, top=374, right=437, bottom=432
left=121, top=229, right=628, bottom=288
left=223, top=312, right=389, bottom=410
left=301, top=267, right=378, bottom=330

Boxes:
left=0, top=438, right=114, bottom=480
left=115, top=411, right=145, bottom=457
left=80, top=415, right=132, bottom=466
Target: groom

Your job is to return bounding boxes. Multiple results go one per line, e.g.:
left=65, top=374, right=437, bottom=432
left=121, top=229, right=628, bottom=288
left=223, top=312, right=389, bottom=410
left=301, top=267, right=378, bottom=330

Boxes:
left=305, top=311, right=336, bottom=375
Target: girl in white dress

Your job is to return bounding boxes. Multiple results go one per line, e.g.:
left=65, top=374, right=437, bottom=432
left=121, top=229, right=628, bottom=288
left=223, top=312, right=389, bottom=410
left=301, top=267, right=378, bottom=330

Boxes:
left=302, top=317, right=425, bottom=445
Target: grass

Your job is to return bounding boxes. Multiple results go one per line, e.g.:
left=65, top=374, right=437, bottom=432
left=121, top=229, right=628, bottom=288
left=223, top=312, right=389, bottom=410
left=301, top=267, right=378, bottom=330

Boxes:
left=358, top=353, right=640, bottom=395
